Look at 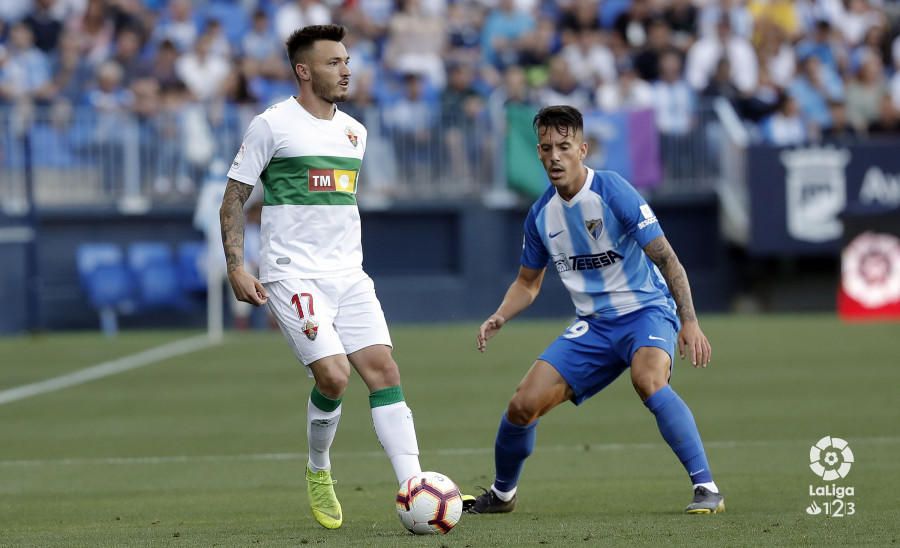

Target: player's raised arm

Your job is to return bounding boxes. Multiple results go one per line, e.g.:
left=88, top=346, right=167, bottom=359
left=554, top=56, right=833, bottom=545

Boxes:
left=642, top=235, right=711, bottom=367
left=220, top=178, right=268, bottom=305
left=477, top=266, right=546, bottom=353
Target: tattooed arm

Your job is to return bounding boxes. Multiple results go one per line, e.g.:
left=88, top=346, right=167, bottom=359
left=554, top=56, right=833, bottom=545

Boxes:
left=220, top=178, right=268, bottom=305
left=643, top=235, right=711, bottom=367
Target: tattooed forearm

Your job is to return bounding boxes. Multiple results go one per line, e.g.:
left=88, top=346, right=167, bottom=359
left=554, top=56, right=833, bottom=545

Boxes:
left=219, top=179, right=254, bottom=273
left=643, top=236, right=697, bottom=323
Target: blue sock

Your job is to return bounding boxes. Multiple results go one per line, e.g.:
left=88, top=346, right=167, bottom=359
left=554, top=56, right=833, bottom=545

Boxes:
left=644, top=385, right=713, bottom=485
left=493, top=413, right=537, bottom=493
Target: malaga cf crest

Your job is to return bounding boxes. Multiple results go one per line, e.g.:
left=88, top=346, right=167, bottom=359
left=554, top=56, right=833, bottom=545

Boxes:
left=345, top=127, right=358, bottom=148
left=585, top=218, right=603, bottom=240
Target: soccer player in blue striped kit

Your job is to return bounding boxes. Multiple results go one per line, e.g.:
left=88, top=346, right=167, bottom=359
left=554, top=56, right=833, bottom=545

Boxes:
left=468, top=105, right=724, bottom=514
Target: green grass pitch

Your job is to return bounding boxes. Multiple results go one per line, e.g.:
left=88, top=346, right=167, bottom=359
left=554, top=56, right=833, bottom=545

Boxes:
left=1, top=315, right=897, bottom=546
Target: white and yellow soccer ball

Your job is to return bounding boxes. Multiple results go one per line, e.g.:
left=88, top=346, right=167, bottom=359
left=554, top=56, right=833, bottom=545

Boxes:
left=395, top=471, right=463, bottom=534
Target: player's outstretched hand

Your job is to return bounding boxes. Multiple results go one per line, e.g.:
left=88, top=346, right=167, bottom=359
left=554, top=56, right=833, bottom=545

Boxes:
left=476, top=314, right=506, bottom=353
left=678, top=320, right=711, bottom=368
left=227, top=267, right=268, bottom=306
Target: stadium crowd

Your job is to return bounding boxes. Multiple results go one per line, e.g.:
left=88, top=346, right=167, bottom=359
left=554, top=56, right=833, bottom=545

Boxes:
left=2, top=0, right=900, bottom=195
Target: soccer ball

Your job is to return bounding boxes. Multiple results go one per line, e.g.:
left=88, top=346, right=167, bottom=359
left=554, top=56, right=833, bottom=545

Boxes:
left=395, top=471, right=463, bottom=535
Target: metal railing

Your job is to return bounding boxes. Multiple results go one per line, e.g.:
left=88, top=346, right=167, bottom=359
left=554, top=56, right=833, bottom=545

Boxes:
left=1, top=99, right=728, bottom=212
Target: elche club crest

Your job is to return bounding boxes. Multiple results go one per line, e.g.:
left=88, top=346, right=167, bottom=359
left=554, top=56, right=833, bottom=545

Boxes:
left=345, top=127, right=358, bottom=148
left=291, top=292, right=319, bottom=341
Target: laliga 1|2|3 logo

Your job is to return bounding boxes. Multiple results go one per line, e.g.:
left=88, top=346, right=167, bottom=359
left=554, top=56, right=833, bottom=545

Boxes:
left=805, top=436, right=855, bottom=517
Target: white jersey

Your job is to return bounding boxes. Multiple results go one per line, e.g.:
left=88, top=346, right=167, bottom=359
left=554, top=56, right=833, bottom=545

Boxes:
left=227, top=97, right=367, bottom=282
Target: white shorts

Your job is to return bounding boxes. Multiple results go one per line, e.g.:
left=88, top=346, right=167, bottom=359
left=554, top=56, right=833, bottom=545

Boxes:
left=264, top=270, right=392, bottom=371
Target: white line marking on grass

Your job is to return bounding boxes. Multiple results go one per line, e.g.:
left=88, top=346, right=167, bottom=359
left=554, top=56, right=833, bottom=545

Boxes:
left=1, top=436, right=898, bottom=467
left=0, top=335, right=216, bottom=406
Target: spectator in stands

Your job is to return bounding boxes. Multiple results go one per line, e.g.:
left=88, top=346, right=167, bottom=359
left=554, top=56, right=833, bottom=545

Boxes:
left=852, top=21, right=891, bottom=73
left=446, top=1, right=485, bottom=65
left=561, top=30, right=615, bottom=89
left=24, top=0, right=64, bottom=53
left=383, top=73, right=437, bottom=184
left=35, top=29, right=91, bottom=104
left=633, top=16, right=673, bottom=83
left=275, top=0, right=331, bottom=43
left=596, top=57, right=653, bottom=112
left=613, top=0, right=657, bottom=50
left=441, top=62, right=487, bottom=182
left=795, top=18, right=844, bottom=76
left=558, top=0, right=601, bottom=35
left=536, top=55, right=591, bottom=111
left=868, top=94, right=900, bottom=135
left=698, top=0, right=753, bottom=40
left=242, top=10, right=280, bottom=61
left=891, top=43, right=900, bottom=112
left=137, top=38, right=182, bottom=92
left=760, top=92, right=807, bottom=146
left=821, top=100, right=859, bottom=143
left=701, top=57, right=740, bottom=103
left=151, top=0, right=197, bottom=52
left=653, top=49, right=696, bottom=180
left=748, top=0, right=801, bottom=42
left=204, top=19, right=232, bottom=59
left=480, top=0, right=535, bottom=69
left=755, top=18, right=795, bottom=89
left=175, top=28, right=230, bottom=102
left=789, top=54, right=842, bottom=133
left=686, top=15, right=757, bottom=94
left=65, top=0, right=115, bottom=66
left=383, top=0, right=447, bottom=89
left=111, top=26, right=145, bottom=86
left=0, top=23, right=51, bottom=104
left=663, top=0, right=698, bottom=51
left=517, top=18, right=559, bottom=70
left=87, top=60, right=132, bottom=113
left=501, top=64, right=532, bottom=106
left=30, top=97, right=78, bottom=168
left=86, top=60, right=133, bottom=193
left=0, top=0, right=30, bottom=23
left=845, top=52, right=886, bottom=132
left=830, top=0, right=883, bottom=47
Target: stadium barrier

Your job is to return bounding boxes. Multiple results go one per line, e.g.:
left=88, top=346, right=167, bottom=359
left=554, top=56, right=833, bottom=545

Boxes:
left=1, top=100, right=722, bottom=213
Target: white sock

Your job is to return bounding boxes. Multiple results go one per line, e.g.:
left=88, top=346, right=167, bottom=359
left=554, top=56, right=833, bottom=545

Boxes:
left=372, top=401, right=421, bottom=484
left=693, top=481, right=719, bottom=494
left=491, top=484, right=517, bottom=502
left=307, top=398, right=341, bottom=472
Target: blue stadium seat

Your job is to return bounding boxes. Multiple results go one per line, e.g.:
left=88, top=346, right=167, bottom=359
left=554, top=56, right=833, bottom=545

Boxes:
left=127, top=242, right=182, bottom=308
left=203, top=3, right=249, bottom=44
left=177, top=241, right=207, bottom=292
left=600, top=0, right=631, bottom=28
left=76, top=243, right=134, bottom=336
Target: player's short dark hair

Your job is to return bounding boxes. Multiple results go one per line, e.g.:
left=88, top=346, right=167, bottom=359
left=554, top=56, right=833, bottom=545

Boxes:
left=285, top=24, right=346, bottom=67
left=533, top=105, right=583, bottom=139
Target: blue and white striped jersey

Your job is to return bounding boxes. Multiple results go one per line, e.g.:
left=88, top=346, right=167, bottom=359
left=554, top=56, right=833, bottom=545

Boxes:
left=521, top=167, right=675, bottom=318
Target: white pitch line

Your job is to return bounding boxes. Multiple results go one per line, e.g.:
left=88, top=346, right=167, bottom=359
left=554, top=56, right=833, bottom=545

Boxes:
left=1, top=436, right=898, bottom=468
left=0, top=335, right=217, bottom=405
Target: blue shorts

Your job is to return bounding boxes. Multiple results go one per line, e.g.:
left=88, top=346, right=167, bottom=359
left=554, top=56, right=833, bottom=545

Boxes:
left=538, top=307, right=680, bottom=405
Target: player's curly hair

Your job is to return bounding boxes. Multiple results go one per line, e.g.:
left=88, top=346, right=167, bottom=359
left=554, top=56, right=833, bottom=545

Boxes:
left=285, top=24, right=346, bottom=67
left=533, top=105, right=583, bottom=138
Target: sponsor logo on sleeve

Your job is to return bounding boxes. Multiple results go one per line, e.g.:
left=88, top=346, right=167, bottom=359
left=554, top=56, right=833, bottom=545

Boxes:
left=232, top=143, right=245, bottom=169
left=638, top=204, right=658, bottom=229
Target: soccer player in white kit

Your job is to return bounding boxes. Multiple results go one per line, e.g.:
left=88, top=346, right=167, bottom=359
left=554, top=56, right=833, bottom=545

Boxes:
left=219, top=25, right=440, bottom=530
